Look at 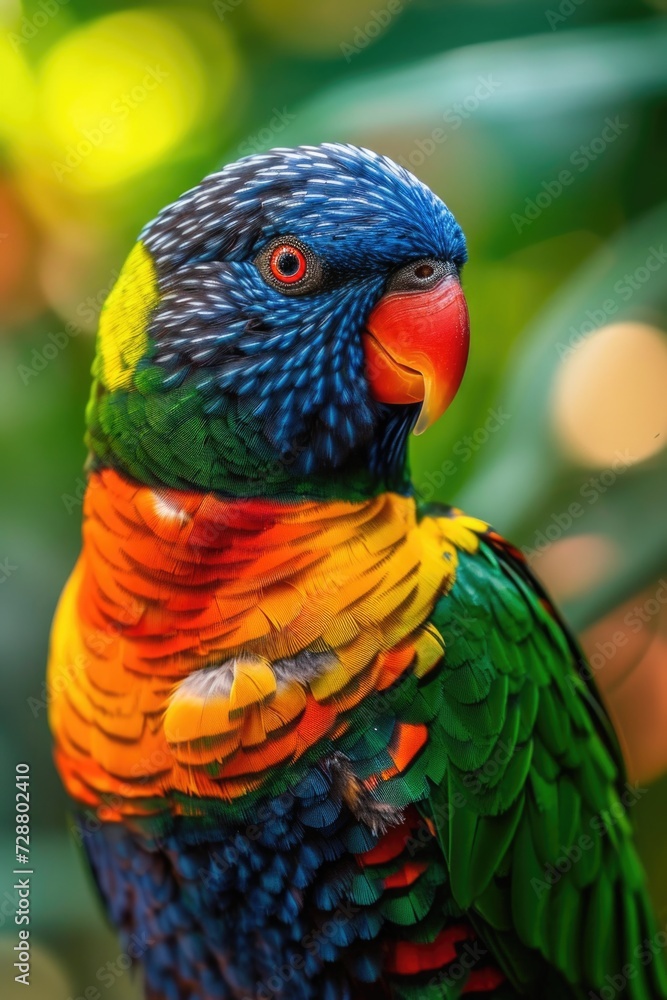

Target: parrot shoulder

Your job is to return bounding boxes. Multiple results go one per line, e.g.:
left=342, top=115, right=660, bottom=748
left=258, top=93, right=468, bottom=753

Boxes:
left=419, top=504, right=667, bottom=999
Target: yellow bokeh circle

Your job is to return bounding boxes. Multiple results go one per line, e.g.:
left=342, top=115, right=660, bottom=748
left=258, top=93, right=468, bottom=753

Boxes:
left=552, top=321, right=667, bottom=467
left=39, top=10, right=208, bottom=190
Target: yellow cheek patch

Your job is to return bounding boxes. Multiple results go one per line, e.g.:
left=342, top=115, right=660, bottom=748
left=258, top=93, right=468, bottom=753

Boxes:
left=97, top=241, right=159, bottom=392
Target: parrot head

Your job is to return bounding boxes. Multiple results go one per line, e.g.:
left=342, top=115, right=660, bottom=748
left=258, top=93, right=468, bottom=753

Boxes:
left=87, top=143, right=469, bottom=498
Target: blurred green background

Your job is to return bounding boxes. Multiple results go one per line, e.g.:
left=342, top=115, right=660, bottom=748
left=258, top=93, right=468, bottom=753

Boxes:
left=1, top=0, right=667, bottom=996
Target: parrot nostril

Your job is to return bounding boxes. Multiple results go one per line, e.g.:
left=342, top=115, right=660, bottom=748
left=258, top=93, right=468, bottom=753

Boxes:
left=387, top=258, right=453, bottom=293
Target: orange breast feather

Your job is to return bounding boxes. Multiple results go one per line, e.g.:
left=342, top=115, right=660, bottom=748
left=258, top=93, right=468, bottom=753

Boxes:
left=48, top=469, right=484, bottom=818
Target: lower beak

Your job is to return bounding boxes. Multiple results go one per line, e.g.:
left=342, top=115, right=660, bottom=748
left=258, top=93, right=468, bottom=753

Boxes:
left=362, top=276, right=470, bottom=435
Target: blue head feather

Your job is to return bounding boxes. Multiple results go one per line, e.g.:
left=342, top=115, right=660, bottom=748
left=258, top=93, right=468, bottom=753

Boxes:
left=100, top=144, right=467, bottom=497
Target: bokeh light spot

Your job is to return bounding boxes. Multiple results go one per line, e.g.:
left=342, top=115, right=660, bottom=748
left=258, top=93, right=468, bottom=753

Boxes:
left=552, top=322, right=667, bottom=467
left=0, top=937, right=72, bottom=998
left=0, top=180, right=42, bottom=323
left=0, top=33, right=36, bottom=142
left=531, top=533, right=619, bottom=602
left=38, top=10, right=208, bottom=190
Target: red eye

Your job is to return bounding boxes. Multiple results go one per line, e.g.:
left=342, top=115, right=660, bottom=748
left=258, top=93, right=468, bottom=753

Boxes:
left=269, top=244, right=307, bottom=284
left=256, top=236, right=322, bottom=296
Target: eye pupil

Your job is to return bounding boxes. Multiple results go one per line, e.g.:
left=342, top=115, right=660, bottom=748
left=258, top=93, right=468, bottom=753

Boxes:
left=414, top=263, right=434, bottom=279
left=278, top=251, right=300, bottom=276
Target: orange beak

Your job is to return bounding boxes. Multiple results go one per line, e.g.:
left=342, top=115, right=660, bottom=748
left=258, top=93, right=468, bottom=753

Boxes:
left=362, top=275, right=470, bottom=435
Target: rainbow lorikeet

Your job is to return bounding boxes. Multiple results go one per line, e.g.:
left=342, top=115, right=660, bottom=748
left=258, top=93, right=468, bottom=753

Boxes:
left=48, top=144, right=666, bottom=1000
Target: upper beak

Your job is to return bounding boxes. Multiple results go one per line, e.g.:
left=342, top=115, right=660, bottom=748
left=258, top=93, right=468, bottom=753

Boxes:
left=362, top=275, right=470, bottom=435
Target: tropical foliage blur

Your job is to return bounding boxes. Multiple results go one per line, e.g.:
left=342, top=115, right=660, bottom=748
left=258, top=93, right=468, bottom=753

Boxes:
left=1, top=1, right=666, bottom=996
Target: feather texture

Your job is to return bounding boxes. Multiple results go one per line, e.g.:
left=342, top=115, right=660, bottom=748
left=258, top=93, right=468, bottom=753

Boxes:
left=48, top=143, right=665, bottom=1000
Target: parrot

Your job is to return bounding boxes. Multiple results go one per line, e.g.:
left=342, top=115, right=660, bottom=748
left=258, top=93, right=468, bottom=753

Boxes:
left=48, top=143, right=667, bottom=1000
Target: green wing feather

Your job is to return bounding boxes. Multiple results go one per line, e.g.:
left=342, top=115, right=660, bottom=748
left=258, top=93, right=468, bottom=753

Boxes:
left=427, top=527, right=667, bottom=999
